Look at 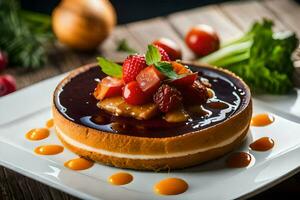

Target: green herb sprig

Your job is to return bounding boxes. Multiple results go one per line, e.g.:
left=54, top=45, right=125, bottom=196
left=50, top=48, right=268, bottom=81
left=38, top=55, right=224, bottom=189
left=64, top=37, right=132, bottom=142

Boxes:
left=0, top=0, right=53, bottom=70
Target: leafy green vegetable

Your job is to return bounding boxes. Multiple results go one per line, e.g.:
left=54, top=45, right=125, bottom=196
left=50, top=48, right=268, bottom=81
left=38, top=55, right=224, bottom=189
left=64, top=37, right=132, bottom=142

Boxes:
left=199, top=19, right=299, bottom=94
left=155, top=62, right=179, bottom=79
left=116, top=39, right=138, bottom=54
left=0, top=0, right=53, bottom=70
left=145, top=45, right=161, bottom=65
left=97, top=57, right=123, bottom=78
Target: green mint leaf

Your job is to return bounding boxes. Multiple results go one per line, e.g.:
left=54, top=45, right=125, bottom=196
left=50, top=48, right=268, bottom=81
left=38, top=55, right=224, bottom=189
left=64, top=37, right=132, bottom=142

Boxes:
left=116, top=39, right=138, bottom=54
left=145, top=44, right=161, bottom=65
left=97, top=57, right=122, bottom=78
left=154, top=61, right=179, bottom=79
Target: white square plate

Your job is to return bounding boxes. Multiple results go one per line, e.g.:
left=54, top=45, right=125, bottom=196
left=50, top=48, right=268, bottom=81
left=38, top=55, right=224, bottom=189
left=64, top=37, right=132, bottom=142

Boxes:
left=1, top=74, right=300, bottom=200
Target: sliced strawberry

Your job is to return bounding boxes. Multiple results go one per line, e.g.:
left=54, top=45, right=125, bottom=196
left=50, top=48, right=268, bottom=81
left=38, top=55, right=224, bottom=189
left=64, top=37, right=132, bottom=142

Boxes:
left=123, top=81, right=151, bottom=105
left=122, top=55, right=147, bottom=83
left=179, top=81, right=208, bottom=105
left=136, top=65, right=165, bottom=95
left=171, top=62, right=191, bottom=74
left=154, top=45, right=171, bottom=61
left=171, top=73, right=198, bottom=87
left=93, top=76, right=124, bottom=100
left=153, top=38, right=182, bottom=61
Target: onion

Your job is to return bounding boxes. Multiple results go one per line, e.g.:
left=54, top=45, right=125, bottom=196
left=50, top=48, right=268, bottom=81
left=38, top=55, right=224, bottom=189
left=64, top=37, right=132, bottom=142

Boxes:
left=52, top=0, right=116, bottom=50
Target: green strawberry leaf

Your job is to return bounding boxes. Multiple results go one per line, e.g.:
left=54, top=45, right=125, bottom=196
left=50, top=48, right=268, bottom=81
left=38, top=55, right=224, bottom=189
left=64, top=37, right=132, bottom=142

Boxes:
left=145, top=44, right=161, bottom=65
left=97, top=57, right=122, bottom=78
left=154, top=61, right=179, bottom=79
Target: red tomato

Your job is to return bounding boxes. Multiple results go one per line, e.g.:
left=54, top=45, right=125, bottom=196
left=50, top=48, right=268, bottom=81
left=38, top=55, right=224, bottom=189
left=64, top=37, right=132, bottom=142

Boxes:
left=93, top=76, right=124, bottom=100
left=185, top=24, right=220, bottom=57
left=136, top=65, right=165, bottom=95
left=152, top=38, right=182, bottom=60
left=123, top=81, right=150, bottom=105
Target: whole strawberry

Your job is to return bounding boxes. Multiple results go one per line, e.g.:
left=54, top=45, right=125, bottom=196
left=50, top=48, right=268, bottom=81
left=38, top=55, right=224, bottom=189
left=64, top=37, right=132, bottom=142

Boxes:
left=0, top=51, right=8, bottom=71
left=154, top=45, right=171, bottom=61
left=122, top=55, right=147, bottom=83
left=153, top=84, right=182, bottom=113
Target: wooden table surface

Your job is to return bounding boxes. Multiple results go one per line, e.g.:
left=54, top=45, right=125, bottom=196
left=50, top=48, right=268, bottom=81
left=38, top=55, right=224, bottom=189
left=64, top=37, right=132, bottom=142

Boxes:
left=1, top=0, right=300, bottom=199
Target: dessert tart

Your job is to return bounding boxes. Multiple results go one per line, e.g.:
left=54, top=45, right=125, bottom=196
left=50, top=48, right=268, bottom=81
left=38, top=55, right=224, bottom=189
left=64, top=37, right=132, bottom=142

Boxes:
left=53, top=45, right=252, bottom=170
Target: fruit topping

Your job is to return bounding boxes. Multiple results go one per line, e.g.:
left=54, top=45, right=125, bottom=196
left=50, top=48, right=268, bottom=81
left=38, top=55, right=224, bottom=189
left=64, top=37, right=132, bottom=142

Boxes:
left=123, top=81, right=151, bottom=105
left=153, top=84, right=182, bottom=113
left=94, top=76, right=124, bottom=100
left=170, top=73, right=198, bottom=87
left=95, top=43, right=211, bottom=122
left=152, top=38, right=182, bottom=61
left=154, top=45, right=171, bottom=61
left=0, top=74, right=16, bottom=97
left=136, top=65, right=164, bottom=95
left=98, top=96, right=158, bottom=120
left=179, top=81, right=209, bottom=105
left=171, top=62, right=191, bottom=74
left=122, top=55, right=147, bottom=83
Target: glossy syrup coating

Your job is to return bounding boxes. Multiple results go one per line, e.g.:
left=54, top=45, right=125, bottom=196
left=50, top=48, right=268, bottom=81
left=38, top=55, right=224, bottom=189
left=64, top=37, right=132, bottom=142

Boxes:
left=54, top=64, right=248, bottom=138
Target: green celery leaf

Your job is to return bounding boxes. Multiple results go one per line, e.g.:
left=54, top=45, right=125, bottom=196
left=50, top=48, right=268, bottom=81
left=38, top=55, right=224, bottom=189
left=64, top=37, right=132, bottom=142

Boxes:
left=97, top=57, right=123, bottom=78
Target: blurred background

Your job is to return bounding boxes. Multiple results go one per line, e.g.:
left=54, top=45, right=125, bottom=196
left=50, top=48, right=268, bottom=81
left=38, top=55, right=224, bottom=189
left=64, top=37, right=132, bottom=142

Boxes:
left=21, top=0, right=229, bottom=24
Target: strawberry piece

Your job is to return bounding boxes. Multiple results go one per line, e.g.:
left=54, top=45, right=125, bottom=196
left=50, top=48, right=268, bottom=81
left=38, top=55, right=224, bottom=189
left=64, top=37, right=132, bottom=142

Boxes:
left=123, top=81, right=151, bottom=105
left=136, top=65, right=165, bottom=95
left=179, top=81, right=208, bottom=105
left=154, top=45, right=171, bottom=61
left=153, top=84, right=182, bottom=113
left=0, top=74, right=16, bottom=97
left=153, top=38, right=182, bottom=61
left=93, top=76, right=124, bottom=100
left=171, top=73, right=198, bottom=86
left=171, top=62, right=191, bottom=74
left=122, top=55, right=147, bottom=83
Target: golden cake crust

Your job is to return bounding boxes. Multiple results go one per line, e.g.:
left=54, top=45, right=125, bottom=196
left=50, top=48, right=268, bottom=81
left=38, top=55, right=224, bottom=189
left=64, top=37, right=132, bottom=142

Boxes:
left=52, top=62, right=252, bottom=170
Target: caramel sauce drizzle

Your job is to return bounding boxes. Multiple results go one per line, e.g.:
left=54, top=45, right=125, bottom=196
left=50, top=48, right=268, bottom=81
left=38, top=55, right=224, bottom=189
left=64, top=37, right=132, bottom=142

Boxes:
left=26, top=128, right=49, bottom=141
left=251, top=113, right=274, bottom=127
left=64, top=157, right=94, bottom=170
left=154, top=178, right=188, bottom=195
left=34, top=145, right=64, bottom=155
left=46, top=119, right=54, bottom=128
left=226, top=152, right=252, bottom=168
left=250, top=137, right=274, bottom=151
left=108, top=172, right=133, bottom=185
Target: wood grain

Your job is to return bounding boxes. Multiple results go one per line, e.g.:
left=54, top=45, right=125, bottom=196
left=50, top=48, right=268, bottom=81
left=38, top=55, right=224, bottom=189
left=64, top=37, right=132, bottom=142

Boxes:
left=168, top=5, right=242, bottom=42
left=219, top=0, right=286, bottom=32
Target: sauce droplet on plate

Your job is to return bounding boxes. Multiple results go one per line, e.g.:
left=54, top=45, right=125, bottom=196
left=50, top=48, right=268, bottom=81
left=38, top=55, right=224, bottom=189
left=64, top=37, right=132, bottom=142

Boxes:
left=154, top=178, right=188, bottom=195
left=26, top=128, right=49, bottom=141
left=46, top=119, right=54, bottom=128
left=108, top=172, right=133, bottom=185
left=251, top=113, right=274, bottom=126
left=226, top=152, right=252, bottom=168
left=34, top=145, right=64, bottom=155
left=64, top=157, right=94, bottom=170
left=250, top=137, right=274, bottom=151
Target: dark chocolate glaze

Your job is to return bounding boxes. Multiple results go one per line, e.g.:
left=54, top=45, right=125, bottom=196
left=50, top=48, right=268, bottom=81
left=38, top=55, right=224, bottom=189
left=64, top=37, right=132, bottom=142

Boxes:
left=54, top=64, right=249, bottom=138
